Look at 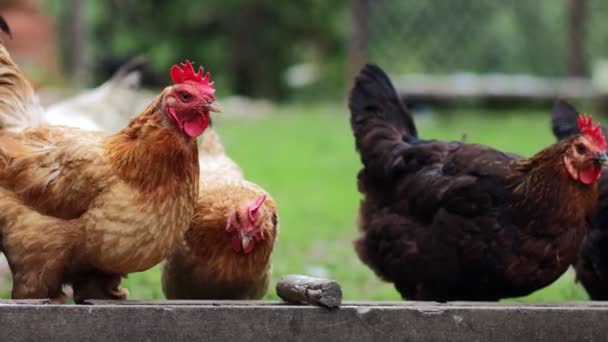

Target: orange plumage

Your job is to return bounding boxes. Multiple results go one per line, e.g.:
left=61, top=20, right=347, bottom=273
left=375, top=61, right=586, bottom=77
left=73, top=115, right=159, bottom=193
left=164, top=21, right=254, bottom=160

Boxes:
left=0, top=20, right=220, bottom=303
left=162, top=128, right=279, bottom=299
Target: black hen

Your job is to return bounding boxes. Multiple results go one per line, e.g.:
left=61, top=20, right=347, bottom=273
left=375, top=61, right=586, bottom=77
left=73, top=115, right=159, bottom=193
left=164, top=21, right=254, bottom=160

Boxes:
left=350, top=65, right=605, bottom=301
left=551, top=100, right=608, bottom=299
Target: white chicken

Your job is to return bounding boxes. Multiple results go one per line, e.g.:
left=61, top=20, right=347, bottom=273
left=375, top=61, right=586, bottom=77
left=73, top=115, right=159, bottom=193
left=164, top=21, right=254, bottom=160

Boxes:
left=44, top=57, right=146, bottom=131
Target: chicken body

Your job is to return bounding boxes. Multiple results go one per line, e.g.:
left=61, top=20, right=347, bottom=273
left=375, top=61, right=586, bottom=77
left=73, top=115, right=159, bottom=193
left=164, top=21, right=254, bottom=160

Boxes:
left=350, top=65, right=601, bottom=301
left=551, top=100, right=608, bottom=299
left=162, top=128, right=278, bottom=300
left=0, top=33, right=216, bottom=302
left=19, top=52, right=273, bottom=300
left=0, top=101, right=199, bottom=302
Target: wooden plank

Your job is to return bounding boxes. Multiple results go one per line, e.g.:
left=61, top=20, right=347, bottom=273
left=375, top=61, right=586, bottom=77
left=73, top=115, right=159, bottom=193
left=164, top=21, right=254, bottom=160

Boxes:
left=82, top=299, right=283, bottom=306
left=12, top=299, right=608, bottom=308
left=0, top=299, right=52, bottom=305
left=393, top=74, right=594, bottom=103
left=0, top=302, right=607, bottom=341
left=10, top=299, right=608, bottom=308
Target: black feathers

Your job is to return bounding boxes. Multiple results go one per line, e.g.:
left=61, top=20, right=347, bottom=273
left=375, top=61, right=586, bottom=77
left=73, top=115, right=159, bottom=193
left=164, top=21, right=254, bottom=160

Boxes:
left=349, top=66, right=593, bottom=301
left=349, top=64, right=417, bottom=143
left=551, top=100, right=583, bottom=140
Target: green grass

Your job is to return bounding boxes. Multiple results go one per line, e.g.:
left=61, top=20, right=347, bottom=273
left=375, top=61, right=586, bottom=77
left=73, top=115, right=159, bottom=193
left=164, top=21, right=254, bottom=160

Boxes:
left=0, top=103, right=592, bottom=302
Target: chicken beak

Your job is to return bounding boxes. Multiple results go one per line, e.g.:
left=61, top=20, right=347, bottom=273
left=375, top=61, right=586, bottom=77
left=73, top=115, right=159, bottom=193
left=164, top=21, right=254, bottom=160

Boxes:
left=593, top=152, right=608, bottom=166
left=241, top=236, right=251, bottom=251
left=208, top=100, right=222, bottom=113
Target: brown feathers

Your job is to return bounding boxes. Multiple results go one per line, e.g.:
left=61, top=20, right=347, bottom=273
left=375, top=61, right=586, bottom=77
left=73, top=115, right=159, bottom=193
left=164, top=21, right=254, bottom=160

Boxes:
left=510, top=139, right=597, bottom=226
left=0, top=26, right=45, bottom=131
left=0, top=19, right=208, bottom=302
left=162, top=129, right=279, bottom=300
left=163, top=183, right=277, bottom=299
left=0, top=64, right=202, bottom=301
left=549, top=102, right=608, bottom=300
left=105, top=98, right=199, bottom=196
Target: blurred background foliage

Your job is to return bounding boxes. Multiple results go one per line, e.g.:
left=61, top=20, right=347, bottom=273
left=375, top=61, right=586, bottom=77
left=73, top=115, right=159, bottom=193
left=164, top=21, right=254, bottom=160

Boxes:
left=35, top=0, right=608, bottom=101
left=45, top=0, right=348, bottom=101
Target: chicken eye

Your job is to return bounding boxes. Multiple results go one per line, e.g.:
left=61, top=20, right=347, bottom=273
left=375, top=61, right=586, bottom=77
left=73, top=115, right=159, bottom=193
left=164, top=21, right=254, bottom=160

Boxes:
left=575, top=143, right=587, bottom=155
left=179, top=92, right=192, bottom=102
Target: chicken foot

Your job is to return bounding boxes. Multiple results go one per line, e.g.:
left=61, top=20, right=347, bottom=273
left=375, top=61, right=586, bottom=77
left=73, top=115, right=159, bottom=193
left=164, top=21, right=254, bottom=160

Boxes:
left=72, top=270, right=128, bottom=303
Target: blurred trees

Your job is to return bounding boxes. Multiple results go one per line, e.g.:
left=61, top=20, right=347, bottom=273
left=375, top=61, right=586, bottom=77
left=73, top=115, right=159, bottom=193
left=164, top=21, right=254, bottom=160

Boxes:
left=44, top=0, right=608, bottom=100
left=48, top=0, right=348, bottom=100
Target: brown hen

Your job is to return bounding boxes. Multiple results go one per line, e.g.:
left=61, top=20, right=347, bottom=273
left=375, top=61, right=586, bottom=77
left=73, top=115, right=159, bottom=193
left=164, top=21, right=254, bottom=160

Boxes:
left=162, top=128, right=279, bottom=300
left=0, top=21, right=220, bottom=303
left=350, top=64, right=606, bottom=301
left=550, top=100, right=608, bottom=299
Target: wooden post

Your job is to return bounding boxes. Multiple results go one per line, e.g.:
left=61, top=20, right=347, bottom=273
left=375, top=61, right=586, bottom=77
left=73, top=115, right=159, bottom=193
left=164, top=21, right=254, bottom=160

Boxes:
left=348, top=0, right=368, bottom=89
left=67, top=0, right=86, bottom=84
left=567, top=0, right=587, bottom=77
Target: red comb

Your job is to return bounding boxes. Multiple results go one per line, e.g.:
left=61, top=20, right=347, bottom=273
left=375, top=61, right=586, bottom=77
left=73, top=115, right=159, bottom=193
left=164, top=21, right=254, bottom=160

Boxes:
left=578, top=114, right=607, bottom=150
left=170, top=60, right=215, bottom=96
left=247, top=194, right=267, bottom=223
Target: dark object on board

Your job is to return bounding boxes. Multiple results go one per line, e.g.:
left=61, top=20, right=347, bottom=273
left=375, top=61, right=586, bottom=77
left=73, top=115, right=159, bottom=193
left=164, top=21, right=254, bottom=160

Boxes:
left=276, top=275, right=342, bottom=308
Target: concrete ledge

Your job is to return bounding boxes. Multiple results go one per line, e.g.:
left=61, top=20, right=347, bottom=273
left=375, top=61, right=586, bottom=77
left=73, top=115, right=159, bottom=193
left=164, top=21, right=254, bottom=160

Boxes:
left=0, top=300, right=606, bottom=341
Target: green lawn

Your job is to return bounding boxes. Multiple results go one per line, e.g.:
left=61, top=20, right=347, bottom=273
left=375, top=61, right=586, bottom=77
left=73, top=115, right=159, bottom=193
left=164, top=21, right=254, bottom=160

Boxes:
left=0, top=103, right=592, bottom=301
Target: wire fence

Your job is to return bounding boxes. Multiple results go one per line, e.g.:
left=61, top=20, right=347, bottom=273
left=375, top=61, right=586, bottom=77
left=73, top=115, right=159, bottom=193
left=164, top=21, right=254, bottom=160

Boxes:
left=361, top=0, right=608, bottom=79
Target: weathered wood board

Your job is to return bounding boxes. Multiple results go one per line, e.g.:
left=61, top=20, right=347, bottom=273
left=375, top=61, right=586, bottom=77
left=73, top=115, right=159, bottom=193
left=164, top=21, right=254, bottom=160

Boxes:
left=0, top=301, right=606, bottom=341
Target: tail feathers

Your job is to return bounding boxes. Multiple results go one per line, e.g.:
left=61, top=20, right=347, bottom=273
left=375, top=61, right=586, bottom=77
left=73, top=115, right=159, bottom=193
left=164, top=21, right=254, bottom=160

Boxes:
left=349, top=64, right=417, bottom=144
left=104, top=56, right=145, bottom=91
left=349, top=64, right=417, bottom=177
left=551, top=100, right=582, bottom=141
left=0, top=16, right=45, bottom=131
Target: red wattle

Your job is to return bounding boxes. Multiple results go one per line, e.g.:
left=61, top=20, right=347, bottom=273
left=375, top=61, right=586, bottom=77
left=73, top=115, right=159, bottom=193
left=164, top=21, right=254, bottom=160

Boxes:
left=231, top=235, right=241, bottom=252
left=183, top=114, right=209, bottom=137
left=579, top=165, right=602, bottom=185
